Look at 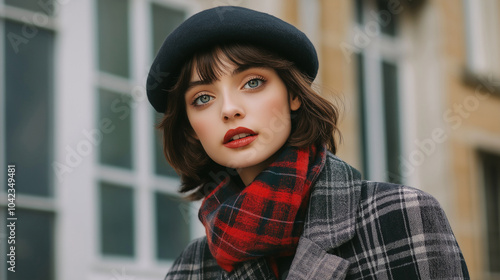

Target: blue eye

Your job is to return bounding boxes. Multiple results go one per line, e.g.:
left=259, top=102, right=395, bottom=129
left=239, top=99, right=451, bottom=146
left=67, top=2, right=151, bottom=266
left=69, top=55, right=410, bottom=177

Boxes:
left=193, top=94, right=213, bottom=106
left=244, top=78, right=264, bottom=89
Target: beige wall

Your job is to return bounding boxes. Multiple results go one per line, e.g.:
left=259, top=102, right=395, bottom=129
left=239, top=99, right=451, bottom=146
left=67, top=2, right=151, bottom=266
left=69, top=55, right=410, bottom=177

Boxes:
left=439, top=1, right=500, bottom=278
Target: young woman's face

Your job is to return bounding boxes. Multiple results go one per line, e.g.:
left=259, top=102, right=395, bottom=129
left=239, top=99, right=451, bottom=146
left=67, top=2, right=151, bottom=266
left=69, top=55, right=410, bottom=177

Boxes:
left=185, top=56, right=301, bottom=183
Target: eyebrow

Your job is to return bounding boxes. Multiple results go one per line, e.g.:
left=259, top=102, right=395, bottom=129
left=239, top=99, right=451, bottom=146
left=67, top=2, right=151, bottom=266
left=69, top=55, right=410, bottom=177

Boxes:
left=186, top=80, right=209, bottom=92
left=186, top=65, right=254, bottom=92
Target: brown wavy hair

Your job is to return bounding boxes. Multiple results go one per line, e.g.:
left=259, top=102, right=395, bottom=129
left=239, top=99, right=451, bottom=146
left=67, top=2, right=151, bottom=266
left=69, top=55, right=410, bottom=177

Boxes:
left=157, top=44, right=342, bottom=200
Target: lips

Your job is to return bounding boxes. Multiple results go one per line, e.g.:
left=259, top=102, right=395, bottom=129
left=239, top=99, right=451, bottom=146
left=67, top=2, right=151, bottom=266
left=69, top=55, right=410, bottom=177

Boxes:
left=223, top=127, right=257, bottom=148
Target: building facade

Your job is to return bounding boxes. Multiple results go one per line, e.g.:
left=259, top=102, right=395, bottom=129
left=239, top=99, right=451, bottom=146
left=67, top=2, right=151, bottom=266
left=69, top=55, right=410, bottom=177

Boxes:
left=1, top=0, right=499, bottom=279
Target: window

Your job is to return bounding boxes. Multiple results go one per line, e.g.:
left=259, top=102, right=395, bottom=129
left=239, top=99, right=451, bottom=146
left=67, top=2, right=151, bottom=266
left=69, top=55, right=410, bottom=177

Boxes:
left=95, top=0, right=192, bottom=267
left=100, top=182, right=135, bottom=256
left=480, top=151, right=500, bottom=275
left=463, top=0, right=500, bottom=80
left=155, top=192, right=191, bottom=260
left=97, top=0, right=130, bottom=78
left=353, top=0, right=404, bottom=183
left=98, top=89, right=133, bottom=168
left=1, top=1, right=56, bottom=279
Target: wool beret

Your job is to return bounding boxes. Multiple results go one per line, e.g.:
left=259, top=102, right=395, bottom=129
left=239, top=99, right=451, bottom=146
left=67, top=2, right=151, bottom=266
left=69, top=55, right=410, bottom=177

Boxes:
left=147, top=6, right=319, bottom=113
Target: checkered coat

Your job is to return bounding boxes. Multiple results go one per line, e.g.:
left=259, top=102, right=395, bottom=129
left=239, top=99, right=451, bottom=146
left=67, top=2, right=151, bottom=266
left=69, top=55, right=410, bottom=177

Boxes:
left=165, top=152, right=470, bottom=279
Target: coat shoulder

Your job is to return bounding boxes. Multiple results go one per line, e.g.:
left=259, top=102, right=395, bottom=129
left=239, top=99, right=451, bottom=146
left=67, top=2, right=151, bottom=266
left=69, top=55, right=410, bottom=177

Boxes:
left=360, top=180, right=443, bottom=209
left=358, top=181, right=455, bottom=234
left=339, top=180, right=470, bottom=279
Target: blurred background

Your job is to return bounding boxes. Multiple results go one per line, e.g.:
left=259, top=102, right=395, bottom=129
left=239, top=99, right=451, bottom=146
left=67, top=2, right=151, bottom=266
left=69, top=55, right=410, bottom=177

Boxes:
left=1, top=0, right=499, bottom=279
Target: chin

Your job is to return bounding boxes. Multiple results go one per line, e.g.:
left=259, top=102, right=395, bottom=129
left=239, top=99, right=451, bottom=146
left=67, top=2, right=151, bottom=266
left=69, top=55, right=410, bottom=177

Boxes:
left=214, top=153, right=267, bottom=170
left=219, top=159, right=259, bottom=170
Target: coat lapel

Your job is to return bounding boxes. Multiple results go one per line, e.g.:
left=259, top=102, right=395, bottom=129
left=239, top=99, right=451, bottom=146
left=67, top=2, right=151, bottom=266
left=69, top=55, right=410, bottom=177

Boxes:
left=287, top=153, right=362, bottom=279
left=286, top=238, right=350, bottom=279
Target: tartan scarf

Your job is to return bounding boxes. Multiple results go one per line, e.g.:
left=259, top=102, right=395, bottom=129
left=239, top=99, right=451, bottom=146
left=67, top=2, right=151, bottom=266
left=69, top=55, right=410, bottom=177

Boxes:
left=198, top=143, right=327, bottom=275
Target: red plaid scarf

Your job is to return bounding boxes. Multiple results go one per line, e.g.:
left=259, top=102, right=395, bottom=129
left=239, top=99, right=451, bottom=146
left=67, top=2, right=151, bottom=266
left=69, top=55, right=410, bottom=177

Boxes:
left=198, top=144, right=327, bottom=276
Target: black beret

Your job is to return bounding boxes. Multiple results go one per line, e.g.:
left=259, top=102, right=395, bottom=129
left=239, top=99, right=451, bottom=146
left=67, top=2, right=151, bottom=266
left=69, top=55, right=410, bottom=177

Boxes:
left=147, top=6, right=319, bottom=113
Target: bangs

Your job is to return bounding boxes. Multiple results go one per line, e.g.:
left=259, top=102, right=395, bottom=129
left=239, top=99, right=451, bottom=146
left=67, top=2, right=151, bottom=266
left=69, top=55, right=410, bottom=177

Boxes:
left=190, top=44, right=294, bottom=85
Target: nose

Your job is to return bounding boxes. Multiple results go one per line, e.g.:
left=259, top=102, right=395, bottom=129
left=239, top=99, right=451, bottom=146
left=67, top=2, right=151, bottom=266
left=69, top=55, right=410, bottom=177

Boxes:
left=221, top=93, right=245, bottom=121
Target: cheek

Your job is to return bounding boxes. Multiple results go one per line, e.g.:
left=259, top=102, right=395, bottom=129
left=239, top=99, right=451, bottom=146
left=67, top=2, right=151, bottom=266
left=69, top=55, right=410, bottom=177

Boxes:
left=269, top=95, right=289, bottom=111
left=260, top=90, right=291, bottom=124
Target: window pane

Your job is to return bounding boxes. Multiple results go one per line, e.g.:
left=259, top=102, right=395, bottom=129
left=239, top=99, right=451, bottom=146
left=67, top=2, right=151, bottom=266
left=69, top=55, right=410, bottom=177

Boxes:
left=5, top=210, right=55, bottom=280
left=151, top=4, right=185, bottom=55
left=382, top=61, right=402, bottom=183
left=155, top=192, right=191, bottom=260
left=354, top=0, right=363, bottom=24
left=356, top=53, right=369, bottom=179
left=482, top=152, right=500, bottom=272
left=154, top=113, right=178, bottom=177
left=5, top=0, right=55, bottom=15
left=97, top=0, right=129, bottom=77
left=377, top=0, right=398, bottom=36
left=98, top=89, right=132, bottom=168
left=100, top=182, right=135, bottom=256
left=5, top=21, right=54, bottom=196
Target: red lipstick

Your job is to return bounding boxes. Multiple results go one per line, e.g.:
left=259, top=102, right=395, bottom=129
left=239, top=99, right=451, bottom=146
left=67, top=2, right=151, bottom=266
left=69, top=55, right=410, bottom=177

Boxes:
left=223, top=127, right=257, bottom=148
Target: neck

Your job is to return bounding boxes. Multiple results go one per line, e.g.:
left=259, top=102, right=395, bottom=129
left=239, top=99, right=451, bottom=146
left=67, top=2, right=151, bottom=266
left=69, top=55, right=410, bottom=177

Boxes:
left=237, top=154, right=278, bottom=186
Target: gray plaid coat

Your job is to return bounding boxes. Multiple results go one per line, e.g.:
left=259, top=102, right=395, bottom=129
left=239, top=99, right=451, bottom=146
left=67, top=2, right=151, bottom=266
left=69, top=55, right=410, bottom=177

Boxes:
left=165, top=152, right=470, bottom=279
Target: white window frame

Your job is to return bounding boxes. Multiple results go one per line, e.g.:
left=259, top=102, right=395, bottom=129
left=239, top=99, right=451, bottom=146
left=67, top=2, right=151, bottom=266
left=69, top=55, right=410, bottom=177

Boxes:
left=463, top=0, right=500, bottom=79
left=353, top=0, right=409, bottom=183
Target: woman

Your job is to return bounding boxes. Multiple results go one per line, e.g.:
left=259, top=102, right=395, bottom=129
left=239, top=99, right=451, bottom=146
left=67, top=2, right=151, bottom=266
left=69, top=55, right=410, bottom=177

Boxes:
left=147, top=6, right=469, bottom=280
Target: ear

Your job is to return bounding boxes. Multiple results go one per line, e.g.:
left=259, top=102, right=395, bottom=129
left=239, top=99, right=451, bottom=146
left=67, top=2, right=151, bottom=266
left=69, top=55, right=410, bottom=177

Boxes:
left=289, top=94, right=301, bottom=111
